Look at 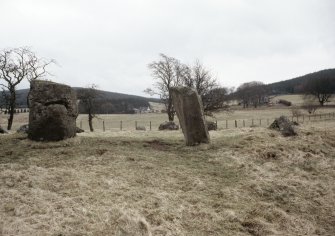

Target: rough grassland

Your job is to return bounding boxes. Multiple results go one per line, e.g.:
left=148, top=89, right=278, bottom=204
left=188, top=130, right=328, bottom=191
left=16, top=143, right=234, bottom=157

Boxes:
left=1, top=120, right=335, bottom=235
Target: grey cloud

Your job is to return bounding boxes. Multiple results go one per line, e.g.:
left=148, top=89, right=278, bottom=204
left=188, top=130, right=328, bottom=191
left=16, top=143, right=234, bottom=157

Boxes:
left=0, top=0, right=334, bottom=95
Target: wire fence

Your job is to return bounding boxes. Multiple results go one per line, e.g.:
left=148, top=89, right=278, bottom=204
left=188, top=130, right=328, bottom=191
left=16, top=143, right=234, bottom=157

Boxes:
left=77, top=112, right=335, bottom=132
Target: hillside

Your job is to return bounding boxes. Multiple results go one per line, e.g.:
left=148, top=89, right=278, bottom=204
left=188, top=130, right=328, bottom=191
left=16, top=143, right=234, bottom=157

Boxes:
left=268, top=68, right=335, bottom=94
left=2, top=88, right=159, bottom=113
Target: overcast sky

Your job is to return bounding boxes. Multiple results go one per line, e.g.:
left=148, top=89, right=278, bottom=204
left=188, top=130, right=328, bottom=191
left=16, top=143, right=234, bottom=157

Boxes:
left=0, top=0, right=334, bottom=96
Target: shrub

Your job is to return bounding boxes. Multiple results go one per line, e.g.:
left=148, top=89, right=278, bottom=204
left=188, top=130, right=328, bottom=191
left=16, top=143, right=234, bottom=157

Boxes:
left=302, top=100, right=319, bottom=114
left=278, top=99, right=292, bottom=106
left=290, top=107, right=302, bottom=117
left=269, top=116, right=297, bottom=136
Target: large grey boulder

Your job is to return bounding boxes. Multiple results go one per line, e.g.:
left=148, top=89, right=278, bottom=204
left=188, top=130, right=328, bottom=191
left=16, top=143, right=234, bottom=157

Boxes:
left=171, top=86, right=210, bottom=146
left=158, top=121, right=179, bottom=130
left=17, top=124, right=29, bottom=134
left=76, top=127, right=85, bottom=133
left=206, top=120, right=217, bottom=131
left=28, top=80, right=78, bottom=141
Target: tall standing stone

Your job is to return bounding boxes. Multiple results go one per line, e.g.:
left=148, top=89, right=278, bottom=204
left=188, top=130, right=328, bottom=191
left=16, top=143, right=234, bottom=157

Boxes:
left=28, top=80, right=78, bottom=141
left=171, top=86, right=210, bottom=146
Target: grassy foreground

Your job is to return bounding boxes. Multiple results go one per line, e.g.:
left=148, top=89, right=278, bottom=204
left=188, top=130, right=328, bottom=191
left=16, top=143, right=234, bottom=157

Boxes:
left=1, top=121, right=335, bottom=235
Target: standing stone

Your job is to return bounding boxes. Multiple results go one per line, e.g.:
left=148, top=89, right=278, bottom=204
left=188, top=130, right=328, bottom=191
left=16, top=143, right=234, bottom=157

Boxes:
left=170, top=86, right=210, bottom=146
left=28, top=80, right=78, bottom=141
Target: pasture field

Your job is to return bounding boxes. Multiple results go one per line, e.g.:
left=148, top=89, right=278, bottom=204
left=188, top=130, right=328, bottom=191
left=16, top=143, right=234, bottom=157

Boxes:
left=3, top=104, right=335, bottom=132
left=270, top=94, right=335, bottom=106
left=0, top=111, right=335, bottom=235
left=1, top=94, right=335, bottom=132
left=3, top=106, right=335, bottom=132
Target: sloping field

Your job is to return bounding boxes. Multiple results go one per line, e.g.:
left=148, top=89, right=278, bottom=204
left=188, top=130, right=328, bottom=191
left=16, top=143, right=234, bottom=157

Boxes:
left=270, top=94, right=335, bottom=106
left=1, top=120, right=335, bottom=235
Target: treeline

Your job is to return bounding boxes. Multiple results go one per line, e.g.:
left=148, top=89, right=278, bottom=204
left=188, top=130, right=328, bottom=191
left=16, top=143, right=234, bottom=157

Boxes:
left=78, top=97, right=150, bottom=114
left=231, top=68, right=335, bottom=108
left=1, top=88, right=153, bottom=114
left=268, top=68, right=335, bottom=94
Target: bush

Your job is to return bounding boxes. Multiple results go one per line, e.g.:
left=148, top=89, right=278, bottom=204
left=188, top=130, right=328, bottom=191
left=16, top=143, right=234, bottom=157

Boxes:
left=302, top=100, right=319, bottom=114
left=278, top=99, right=292, bottom=106
left=269, top=116, right=297, bottom=136
left=290, top=107, right=302, bottom=117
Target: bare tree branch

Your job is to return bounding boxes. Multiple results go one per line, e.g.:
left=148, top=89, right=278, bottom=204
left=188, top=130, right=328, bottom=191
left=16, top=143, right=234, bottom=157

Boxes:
left=0, top=47, right=55, bottom=130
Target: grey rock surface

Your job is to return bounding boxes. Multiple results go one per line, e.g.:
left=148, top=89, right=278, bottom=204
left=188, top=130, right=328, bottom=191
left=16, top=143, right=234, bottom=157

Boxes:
left=158, top=121, right=179, bottom=130
left=28, top=80, right=78, bottom=141
left=17, top=124, right=29, bottom=134
left=171, top=86, right=210, bottom=146
left=206, top=120, right=217, bottom=131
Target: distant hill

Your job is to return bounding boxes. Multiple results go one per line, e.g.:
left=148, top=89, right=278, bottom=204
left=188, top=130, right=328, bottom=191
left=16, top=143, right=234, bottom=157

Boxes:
left=268, top=68, right=335, bottom=94
left=3, top=87, right=160, bottom=114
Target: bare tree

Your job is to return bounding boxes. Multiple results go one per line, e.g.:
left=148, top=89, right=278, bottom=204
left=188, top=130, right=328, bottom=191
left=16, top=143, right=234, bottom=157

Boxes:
left=302, top=98, right=319, bottom=114
left=147, top=55, right=230, bottom=118
left=147, top=54, right=182, bottom=121
left=191, top=60, right=217, bottom=96
left=290, top=107, right=303, bottom=117
left=77, top=84, right=99, bottom=132
left=202, top=87, right=229, bottom=114
left=184, top=60, right=229, bottom=112
left=303, top=75, right=335, bottom=106
left=236, top=81, right=268, bottom=108
left=0, top=47, right=54, bottom=130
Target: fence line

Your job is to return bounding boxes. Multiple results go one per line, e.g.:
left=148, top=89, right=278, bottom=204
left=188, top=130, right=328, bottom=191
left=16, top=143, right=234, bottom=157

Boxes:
left=76, top=112, right=335, bottom=131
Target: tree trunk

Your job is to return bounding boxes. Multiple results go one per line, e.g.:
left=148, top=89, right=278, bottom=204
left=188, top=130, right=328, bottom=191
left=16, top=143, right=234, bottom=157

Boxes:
left=168, top=111, right=174, bottom=121
left=7, top=111, right=14, bottom=130
left=7, top=89, right=16, bottom=130
left=167, top=98, right=174, bottom=121
left=88, top=112, right=94, bottom=132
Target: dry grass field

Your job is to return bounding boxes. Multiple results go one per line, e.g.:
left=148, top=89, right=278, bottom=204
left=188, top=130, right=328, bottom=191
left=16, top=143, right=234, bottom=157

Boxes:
left=3, top=107, right=335, bottom=133
left=67, top=106, right=335, bottom=131
left=269, top=94, right=335, bottom=106
left=1, top=110, right=335, bottom=235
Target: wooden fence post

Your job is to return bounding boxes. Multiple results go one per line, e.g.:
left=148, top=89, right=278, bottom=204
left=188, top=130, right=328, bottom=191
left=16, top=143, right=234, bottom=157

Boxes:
left=235, top=120, right=237, bottom=128
left=150, top=121, right=152, bottom=131
left=103, top=121, right=105, bottom=132
left=243, top=120, right=245, bottom=127
left=259, top=119, right=261, bottom=126
left=226, top=120, right=228, bottom=129
left=80, top=120, right=82, bottom=129
left=120, top=121, right=122, bottom=131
